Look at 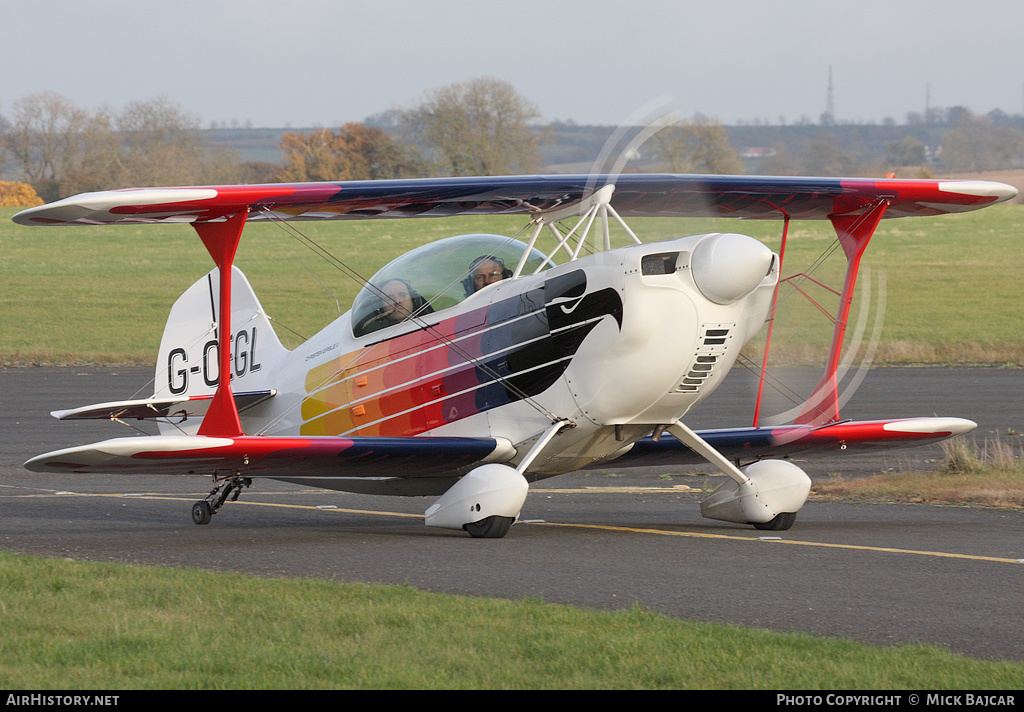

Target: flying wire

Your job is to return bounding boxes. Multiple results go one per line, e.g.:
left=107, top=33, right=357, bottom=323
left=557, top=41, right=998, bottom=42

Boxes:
left=746, top=201, right=889, bottom=423
left=254, top=208, right=565, bottom=429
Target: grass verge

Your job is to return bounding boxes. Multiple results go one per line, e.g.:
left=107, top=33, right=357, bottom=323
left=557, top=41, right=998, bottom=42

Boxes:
left=1, top=552, right=1022, bottom=689
left=813, top=436, right=1024, bottom=508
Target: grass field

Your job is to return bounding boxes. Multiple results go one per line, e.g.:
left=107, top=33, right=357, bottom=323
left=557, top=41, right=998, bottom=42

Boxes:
left=2, top=202, right=1023, bottom=689
left=2, top=552, right=1022, bottom=690
left=2, top=204, right=1022, bottom=365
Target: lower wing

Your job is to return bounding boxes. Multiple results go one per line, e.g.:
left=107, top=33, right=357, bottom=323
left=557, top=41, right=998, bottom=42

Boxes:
left=24, top=416, right=971, bottom=488
left=613, top=417, right=976, bottom=467
left=24, top=434, right=515, bottom=496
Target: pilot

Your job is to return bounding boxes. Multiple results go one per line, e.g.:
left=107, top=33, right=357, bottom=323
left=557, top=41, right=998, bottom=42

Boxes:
left=360, top=278, right=432, bottom=335
left=466, top=255, right=511, bottom=294
left=380, top=279, right=416, bottom=324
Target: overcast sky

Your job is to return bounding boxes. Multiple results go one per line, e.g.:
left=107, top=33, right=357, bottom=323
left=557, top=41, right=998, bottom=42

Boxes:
left=4, top=0, right=1022, bottom=129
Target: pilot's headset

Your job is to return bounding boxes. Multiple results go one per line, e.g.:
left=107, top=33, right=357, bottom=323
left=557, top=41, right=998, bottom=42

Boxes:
left=462, top=254, right=512, bottom=296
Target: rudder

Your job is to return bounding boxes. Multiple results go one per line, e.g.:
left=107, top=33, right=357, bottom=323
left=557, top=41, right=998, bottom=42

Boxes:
left=154, top=266, right=289, bottom=433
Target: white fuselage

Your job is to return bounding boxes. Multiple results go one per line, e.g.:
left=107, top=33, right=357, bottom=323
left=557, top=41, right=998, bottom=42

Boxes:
left=156, top=233, right=777, bottom=483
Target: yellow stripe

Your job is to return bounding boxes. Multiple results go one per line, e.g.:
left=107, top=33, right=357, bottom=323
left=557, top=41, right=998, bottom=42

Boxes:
left=530, top=521, right=1023, bottom=565
left=10, top=490, right=1022, bottom=565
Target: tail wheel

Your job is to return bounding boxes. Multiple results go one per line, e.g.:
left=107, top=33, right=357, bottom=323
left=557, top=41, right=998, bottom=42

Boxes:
left=191, top=501, right=213, bottom=525
left=191, top=476, right=251, bottom=525
left=463, top=515, right=515, bottom=539
left=753, top=511, right=797, bottom=531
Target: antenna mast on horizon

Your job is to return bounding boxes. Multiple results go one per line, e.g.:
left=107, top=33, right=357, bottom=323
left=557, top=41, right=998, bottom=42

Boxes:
left=823, top=66, right=835, bottom=125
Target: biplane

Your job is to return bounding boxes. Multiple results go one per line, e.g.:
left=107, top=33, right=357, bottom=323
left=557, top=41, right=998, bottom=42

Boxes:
left=13, top=174, right=1017, bottom=537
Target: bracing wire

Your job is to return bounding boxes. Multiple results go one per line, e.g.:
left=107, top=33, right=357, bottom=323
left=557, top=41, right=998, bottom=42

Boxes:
left=768, top=201, right=885, bottom=318
left=255, top=208, right=564, bottom=429
left=741, top=201, right=889, bottom=422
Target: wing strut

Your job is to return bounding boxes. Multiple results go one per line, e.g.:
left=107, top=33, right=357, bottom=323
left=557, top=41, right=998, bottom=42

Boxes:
left=193, top=211, right=248, bottom=437
left=794, top=200, right=889, bottom=425
left=667, top=421, right=750, bottom=485
left=515, top=184, right=643, bottom=277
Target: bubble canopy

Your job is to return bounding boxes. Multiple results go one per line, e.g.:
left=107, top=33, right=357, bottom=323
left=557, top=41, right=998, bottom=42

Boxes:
left=351, top=233, right=550, bottom=337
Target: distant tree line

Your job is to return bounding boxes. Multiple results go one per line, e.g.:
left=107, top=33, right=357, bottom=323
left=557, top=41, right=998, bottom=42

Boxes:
left=0, top=92, right=243, bottom=202
left=276, top=123, right=422, bottom=182
left=649, top=114, right=745, bottom=174
left=3, top=81, right=1023, bottom=204
left=746, top=109, right=1024, bottom=177
left=938, top=111, right=1024, bottom=171
left=277, top=77, right=549, bottom=181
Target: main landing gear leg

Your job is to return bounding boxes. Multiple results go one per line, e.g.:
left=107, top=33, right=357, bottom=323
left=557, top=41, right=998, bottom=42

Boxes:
left=192, top=475, right=252, bottom=525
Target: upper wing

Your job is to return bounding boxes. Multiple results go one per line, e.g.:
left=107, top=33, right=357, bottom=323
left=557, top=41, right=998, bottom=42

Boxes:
left=12, top=175, right=1017, bottom=227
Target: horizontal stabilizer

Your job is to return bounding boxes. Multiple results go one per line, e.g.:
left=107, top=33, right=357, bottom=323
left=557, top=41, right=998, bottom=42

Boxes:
left=51, top=391, right=276, bottom=421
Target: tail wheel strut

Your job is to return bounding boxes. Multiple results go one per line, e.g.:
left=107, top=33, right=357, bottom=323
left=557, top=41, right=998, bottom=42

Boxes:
left=192, top=475, right=252, bottom=525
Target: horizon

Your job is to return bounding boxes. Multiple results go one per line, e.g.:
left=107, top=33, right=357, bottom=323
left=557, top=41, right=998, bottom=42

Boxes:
left=200, top=109, right=1023, bottom=132
left=4, top=1, right=1022, bottom=131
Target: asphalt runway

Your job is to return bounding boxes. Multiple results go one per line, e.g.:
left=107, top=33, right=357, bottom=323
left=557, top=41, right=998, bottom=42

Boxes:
left=2, top=365, right=1022, bottom=663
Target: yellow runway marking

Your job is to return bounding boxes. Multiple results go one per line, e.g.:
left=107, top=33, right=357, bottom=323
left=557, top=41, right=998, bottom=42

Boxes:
left=530, top=521, right=1023, bottom=565
left=535, top=486, right=697, bottom=494
left=5, top=490, right=422, bottom=520
left=100, top=492, right=423, bottom=520
left=9, top=489, right=1022, bottom=565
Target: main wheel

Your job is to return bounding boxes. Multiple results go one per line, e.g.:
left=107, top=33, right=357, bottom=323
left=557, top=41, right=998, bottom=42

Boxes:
left=191, top=501, right=213, bottom=525
left=753, top=511, right=797, bottom=531
left=463, top=515, right=515, bottom=539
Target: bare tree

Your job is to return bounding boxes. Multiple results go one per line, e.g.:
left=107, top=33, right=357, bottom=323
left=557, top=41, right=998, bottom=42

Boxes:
left=115, top=97, right=240, bottom=187
left=885, top=136, right=927, bottom=168
left=941, top=111, right=1024, bottom=172
left=1, top=91, right=92, bottom=199
left=59, top=107, right=122, bottom=195
left=397, top=77, right=544, bottom=176
left=757, top=142, right=801, bottom=176
left=651, top=114, right=744, bottom=174
left=1, top=93, right=239, bottom=199
left=799, top=133, right=855, bottom=176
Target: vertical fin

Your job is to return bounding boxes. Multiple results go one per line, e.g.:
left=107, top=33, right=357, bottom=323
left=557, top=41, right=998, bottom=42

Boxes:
left=193, top=211, right=248, bottom=437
